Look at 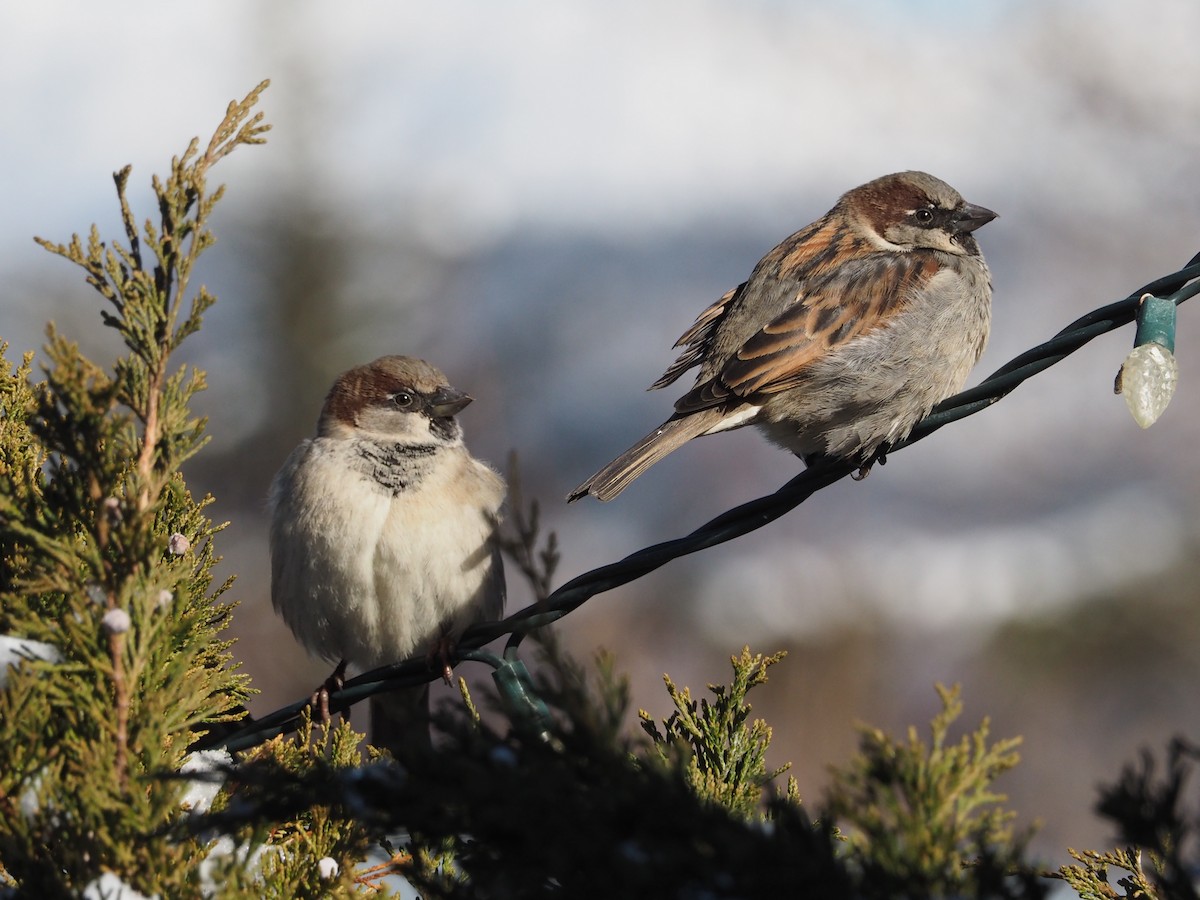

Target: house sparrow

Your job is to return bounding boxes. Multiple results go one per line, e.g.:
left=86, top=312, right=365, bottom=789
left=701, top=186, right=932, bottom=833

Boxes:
left=269, top=356, right=506, bottom=754
left=568, top=171, right=996, bottom=501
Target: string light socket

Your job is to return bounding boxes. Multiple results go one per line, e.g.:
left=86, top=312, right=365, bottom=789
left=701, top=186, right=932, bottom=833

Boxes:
left=1115, top=293, right=1178, bottom=428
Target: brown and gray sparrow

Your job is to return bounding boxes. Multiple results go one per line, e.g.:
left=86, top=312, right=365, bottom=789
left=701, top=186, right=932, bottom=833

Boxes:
left=568, top=171, right=996, bottom=501
left=269, top=356, right=505, bottom=753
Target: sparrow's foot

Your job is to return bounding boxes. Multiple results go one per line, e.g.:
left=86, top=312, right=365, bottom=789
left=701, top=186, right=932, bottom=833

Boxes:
left=428, top=635, right=457, bottom=686
left=851, top=449, right=887, bottom=481
left=310, top=659, right=348, bottom=723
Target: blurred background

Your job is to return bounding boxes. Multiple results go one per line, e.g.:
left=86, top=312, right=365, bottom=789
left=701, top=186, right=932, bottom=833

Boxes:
left=3, top=0, right=1199, bottom=865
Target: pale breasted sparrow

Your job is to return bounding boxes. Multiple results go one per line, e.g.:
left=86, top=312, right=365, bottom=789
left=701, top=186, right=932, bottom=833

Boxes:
left=269, top=356, right=506, bottom=753
left=568, top=171, right=996, bottom=501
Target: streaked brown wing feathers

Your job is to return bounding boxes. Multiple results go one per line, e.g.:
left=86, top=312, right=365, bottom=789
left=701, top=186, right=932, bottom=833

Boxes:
left=650, top=284, right=744, bottom=391
left=672, top=378, right=732, bottom=414
left=678, top=252, right=937, bottom=406
left=726, top=253, right=936, bottom=395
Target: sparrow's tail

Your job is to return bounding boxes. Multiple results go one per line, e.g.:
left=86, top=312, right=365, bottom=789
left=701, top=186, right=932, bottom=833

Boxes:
left=566, top=408, right=729, bottom=502
left=369, top=683, right=431, bottom=757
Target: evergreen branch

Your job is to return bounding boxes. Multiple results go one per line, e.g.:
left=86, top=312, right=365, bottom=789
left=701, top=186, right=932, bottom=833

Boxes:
left=1, top=85, right=266, bottom=893
left=639, top=648, right=790, bottom=820
left=825, top=684, right=1038, bottom=897
left=114, top=165, right=142, bottom=273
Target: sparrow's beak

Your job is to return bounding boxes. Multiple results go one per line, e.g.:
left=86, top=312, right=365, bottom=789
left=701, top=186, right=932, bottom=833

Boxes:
left=427, top=387, right=473, bottom=418
left=954, top=202, right=998, bottom=233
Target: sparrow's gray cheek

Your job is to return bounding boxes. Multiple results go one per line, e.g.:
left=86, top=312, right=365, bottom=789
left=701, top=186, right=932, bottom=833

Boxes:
left=356, top=406, right=406, bottom=435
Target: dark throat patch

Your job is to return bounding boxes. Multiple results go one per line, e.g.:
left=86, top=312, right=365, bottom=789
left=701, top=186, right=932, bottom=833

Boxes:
left=350, top=441, right=438, bottom=495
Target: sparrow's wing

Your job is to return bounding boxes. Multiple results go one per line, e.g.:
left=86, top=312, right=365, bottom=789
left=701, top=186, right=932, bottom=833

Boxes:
left=649, top=284, right=745, bottom=390
left=652, top=213, right=845, bottom=393
left=482, top=541, right=506, bottom=621
left=674, top=252, right=939, bottom=413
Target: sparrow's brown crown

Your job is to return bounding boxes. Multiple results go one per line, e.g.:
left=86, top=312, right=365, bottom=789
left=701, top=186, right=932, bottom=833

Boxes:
left=845, top=170, right=996, bottom=255
left=319, top=356, right=471, bottom=436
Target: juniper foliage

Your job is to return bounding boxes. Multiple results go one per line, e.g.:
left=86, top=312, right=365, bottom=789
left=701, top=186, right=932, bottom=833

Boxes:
left=0, top=81, right=301, bottom=899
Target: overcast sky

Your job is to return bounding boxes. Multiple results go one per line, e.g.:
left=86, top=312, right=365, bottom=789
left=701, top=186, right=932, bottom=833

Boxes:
left=3, top=0, right=1196, bottom=245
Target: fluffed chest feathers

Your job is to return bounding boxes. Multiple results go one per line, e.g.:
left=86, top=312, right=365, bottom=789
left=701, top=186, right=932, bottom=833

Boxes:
left=311, top=436, right=504, bottom=577
left=270, top=437, right=505, bottom=666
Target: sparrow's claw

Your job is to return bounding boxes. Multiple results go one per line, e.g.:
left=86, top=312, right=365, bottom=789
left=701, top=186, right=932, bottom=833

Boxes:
left=852, top=449, right=887, bottom=481
left=310, top=659, right=348, bottom=723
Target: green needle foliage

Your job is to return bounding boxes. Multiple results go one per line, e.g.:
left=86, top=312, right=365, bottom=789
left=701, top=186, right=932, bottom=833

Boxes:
left=1054, top=738, right=1200, bottom=900
left=640, top=647, right=799, bottom=820
left=203, top=714, right=393, bottom=900
left=0, top=84, right=267, bottom=897
left=180, top=643, right=852, bottom=899
left=825, top=683, right=1045, bottom=898
left=1057, top=847, right=1161, bottom=900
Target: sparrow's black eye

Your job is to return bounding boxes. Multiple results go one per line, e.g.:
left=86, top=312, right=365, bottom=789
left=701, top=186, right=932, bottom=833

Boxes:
left=913, top=207, right=935, bottom=225
left=391, top=391, right=415, bottom=410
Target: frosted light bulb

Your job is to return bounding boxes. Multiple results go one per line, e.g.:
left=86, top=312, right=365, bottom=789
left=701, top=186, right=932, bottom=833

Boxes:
left=1116, top=342, right=1178, bottom=428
